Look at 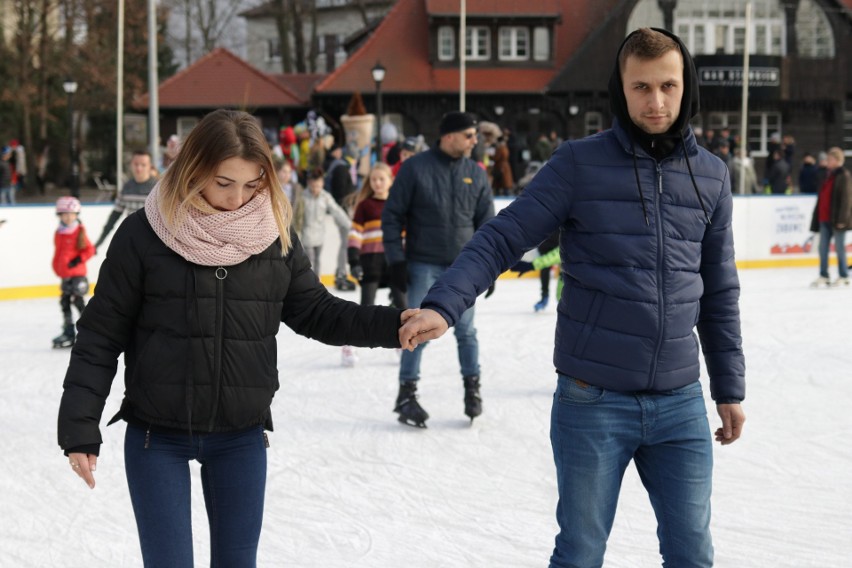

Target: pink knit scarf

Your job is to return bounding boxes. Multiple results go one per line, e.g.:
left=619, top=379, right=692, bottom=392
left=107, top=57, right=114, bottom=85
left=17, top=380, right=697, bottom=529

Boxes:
left=144, top=181, right=280, bottom=266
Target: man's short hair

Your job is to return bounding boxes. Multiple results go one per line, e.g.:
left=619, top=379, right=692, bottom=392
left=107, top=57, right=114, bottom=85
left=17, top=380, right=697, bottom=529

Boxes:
left=619, top=28, right=680, bottom=73
left=131, top=149, right=152, bottom=161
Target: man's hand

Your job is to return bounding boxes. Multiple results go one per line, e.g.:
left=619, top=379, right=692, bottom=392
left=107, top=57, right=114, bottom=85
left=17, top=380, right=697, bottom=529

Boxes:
left=715, top=403, right=746, bottom=445
left=511, top=260, right=534, bottom=277
left=398, top=308, right=449, bottom=351
left=67, top=256, right=82, bottom=268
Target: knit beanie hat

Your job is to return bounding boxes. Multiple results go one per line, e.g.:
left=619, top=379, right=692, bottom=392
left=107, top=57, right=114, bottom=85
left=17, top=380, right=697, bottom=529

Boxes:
left=439, top=111, right=477, bottom=135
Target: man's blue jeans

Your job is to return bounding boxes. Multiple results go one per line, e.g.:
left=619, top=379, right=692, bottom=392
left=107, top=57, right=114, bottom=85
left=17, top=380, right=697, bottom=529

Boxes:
left=124, top=424, right=268, bottom=568
left=818, top=222, right=849, bottom=278
left=549, top=376, right=714, bottom=568
left=399, top=261, right=480, bottom=381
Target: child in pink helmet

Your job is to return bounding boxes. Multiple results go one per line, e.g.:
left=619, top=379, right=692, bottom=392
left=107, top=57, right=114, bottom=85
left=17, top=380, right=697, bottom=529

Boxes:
left=52, top=196, right=95, bottom=347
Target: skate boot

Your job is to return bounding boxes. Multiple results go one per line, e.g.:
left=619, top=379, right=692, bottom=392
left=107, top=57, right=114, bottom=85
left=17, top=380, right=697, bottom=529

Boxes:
left=394, top=382, right=429, bottom=428
left=335, top=275, right=356, bottom=291
left=832, top=277, right=850, bottom=287
left=52, top=324, right=76, bottom=349
left=534, top=296, right=549, bottom=312
left=462, top=375, right=482, bottom=423
left=810, top=276, right=830, bottom=288
left=341, top=345, right=358, bottom=367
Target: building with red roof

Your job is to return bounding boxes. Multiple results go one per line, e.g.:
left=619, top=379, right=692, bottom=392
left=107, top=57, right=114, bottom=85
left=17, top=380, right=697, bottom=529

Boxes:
left=314, top=0, right=852, bottom=175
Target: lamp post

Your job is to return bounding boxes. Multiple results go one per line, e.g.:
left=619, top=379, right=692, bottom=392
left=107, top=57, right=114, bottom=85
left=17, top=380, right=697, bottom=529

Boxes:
left=63, top=78, right=80, bottom=198
left=371, top=61, right=386, bottom=162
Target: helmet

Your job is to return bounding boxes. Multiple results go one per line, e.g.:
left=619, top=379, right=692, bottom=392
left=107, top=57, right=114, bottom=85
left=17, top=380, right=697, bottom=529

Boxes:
left=56, top=196, right=82, bottom=214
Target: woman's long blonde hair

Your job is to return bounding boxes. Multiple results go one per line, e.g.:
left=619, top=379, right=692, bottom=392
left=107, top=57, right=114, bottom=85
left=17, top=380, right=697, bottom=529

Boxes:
left=158, top=109, right=293, bottom=254
left=346, top=162, right=394, bottom=212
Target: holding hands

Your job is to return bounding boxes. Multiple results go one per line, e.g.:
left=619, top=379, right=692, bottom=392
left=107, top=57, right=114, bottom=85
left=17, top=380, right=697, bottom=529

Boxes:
left=398, top=308, right=449, bottom=351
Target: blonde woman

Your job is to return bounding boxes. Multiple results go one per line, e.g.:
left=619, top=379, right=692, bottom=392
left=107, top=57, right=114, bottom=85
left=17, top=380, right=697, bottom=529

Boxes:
left=57, top=109, right=416, bottom=567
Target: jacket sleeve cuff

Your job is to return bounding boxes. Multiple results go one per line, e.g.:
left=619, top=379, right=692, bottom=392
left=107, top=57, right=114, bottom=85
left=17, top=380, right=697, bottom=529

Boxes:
left=63, top=444, right=101, bottom=457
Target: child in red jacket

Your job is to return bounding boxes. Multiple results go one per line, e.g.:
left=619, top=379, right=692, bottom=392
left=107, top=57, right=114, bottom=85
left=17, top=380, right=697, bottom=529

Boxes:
left=52, top=196, right=95, bottom=347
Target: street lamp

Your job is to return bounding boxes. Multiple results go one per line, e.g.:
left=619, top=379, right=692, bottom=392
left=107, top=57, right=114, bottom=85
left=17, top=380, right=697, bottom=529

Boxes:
left=63, top=78, right=80, bottom=198
left=371, top=61, right=386, bottom=162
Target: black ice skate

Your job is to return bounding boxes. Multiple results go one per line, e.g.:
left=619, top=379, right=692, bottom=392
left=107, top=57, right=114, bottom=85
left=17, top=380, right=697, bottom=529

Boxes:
left=463, top=375, right=482, bottom=423
left=52, top=324, right=76, bottom=349
left=394, top=382, right=429, bottom=428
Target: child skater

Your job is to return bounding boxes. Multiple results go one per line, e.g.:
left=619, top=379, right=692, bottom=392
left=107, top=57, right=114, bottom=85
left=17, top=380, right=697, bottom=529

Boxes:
left=52, top=196, right=95, bottom=347
left=340, top=162, right=406, bottom=366
left=57, top=109, right=417, bottom=567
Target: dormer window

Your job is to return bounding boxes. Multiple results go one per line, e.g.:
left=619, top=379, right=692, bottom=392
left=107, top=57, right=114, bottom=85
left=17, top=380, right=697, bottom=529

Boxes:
left=499, top=27, right=529, bottom=61
left=438, top=25, right=455, bottom=61
left=465, top=26, right=491, bottom=60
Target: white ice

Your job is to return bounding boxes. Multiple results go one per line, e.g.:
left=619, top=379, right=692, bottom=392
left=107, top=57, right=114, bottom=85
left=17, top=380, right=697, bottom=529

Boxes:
left=1, top=267, right=850, bottom=567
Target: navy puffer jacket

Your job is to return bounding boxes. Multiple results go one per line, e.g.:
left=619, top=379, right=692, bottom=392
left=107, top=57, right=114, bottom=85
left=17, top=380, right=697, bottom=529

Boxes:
left=421, top=118, right=745, bottom=401
left=382, top=146, right=494, bottom=266
left=58, top=210, right=402, bottom=453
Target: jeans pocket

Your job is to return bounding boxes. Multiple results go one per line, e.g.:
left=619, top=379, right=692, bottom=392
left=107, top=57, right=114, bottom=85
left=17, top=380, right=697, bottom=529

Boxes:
left=556, top=374, right=605, bottom=405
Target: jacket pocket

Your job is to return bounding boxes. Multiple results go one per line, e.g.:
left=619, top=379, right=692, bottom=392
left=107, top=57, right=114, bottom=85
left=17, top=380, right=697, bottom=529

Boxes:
left=571, top=291, right=605, bottom=358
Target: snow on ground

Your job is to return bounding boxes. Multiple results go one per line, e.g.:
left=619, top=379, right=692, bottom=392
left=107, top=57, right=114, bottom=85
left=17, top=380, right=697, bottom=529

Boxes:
left=1, top=267, right=850, bottom=567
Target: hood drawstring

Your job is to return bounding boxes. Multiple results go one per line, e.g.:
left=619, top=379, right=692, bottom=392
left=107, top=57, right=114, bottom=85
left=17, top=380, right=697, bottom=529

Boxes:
left=630, top=139, right=650, bottom=226
left=629, top=133, right=712, bottom=227
left=680, top=132, right=712, bottom=225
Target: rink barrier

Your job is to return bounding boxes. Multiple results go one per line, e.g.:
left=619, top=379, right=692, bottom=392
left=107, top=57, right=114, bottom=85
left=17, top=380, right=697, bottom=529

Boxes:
left=0, top=195, right=830, bottom=301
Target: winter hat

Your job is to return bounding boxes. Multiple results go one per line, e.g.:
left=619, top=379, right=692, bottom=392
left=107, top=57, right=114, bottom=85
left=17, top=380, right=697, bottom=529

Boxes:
left=56, top=196, right=81, bottom=214
left=439, top=111, right=477, bottom=135
left=402, top=137, right=418, bottom=153
left=380, top=122, right=399, bottom=145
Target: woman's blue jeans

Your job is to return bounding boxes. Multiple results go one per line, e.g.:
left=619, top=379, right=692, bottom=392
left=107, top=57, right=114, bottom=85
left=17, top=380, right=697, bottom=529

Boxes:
left=549, top=376, right=714, bottom=568
left=124, top=424, right=268, bottom=568
left=399, top=260, right=480, bottom=381
left=818, top=222, right=848, bottom=278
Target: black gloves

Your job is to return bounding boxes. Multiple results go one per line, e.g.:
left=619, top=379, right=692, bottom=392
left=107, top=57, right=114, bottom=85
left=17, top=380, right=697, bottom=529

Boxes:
left=351, top=265, right=364, bottom=282
left=390, top=261, right=408, bottom=293
left=67, top=256, right=82, bottom=268
left=485, top=283, right=496, bottom=299
left=511, top=260, right=534, bottom=277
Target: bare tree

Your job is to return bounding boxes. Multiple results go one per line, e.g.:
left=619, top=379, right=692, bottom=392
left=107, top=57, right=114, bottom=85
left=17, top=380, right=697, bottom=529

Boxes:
left=191, top=0, right=245, bottom=55
left=272, top=0, right=292, bottom=73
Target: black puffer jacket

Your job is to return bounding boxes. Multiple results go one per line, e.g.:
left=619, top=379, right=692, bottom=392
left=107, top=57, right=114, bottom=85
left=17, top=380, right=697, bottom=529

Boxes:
left=58, top=210, right=402, bottom=454
left=382, top=146, right=494, bottom=266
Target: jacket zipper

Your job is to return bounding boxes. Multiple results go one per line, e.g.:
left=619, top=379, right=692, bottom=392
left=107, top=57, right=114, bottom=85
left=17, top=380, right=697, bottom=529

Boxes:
left=209, top=266, right=227, bottom=431
left=648, top=162, right=666, bottom=390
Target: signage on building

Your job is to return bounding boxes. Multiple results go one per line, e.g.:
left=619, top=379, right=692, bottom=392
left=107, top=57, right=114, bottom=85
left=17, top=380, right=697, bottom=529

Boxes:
left=699, top=67, right=780, bottom=87
left=694, top=54, right=782, bottom=100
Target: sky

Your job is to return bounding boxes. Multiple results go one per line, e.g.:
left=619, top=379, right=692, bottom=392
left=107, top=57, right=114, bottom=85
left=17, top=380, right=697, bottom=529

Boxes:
left=1, top=267, right=850, bottom=567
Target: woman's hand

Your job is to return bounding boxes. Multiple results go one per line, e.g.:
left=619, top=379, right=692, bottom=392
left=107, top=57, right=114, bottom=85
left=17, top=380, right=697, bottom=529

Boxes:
left=68, top=452, right=97, bottom=489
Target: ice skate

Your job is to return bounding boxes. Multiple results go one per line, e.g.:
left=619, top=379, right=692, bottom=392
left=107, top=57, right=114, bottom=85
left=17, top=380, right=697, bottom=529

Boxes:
left=810, top=276, right=831, bottom=288
left=52, top=325, right=75, bottom=349
left=334, top=275, right=356, bottom=291
left=394, top=382, right=429, bottom=428
left=832, top=277, right=850, bottom=287
left=341, top=345, right=358, bottom=367
left=463, top=375, right=482, bottom=423
left=534, top=296, right=549, bottom=312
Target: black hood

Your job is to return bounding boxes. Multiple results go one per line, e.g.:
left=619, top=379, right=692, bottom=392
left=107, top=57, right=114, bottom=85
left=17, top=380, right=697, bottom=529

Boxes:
left=608, top=28, right=700, bottom=159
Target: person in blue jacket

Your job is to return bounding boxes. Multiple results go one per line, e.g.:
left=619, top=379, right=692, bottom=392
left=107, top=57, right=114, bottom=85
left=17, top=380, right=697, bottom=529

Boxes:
left=399, top=28, right=746, bottom=567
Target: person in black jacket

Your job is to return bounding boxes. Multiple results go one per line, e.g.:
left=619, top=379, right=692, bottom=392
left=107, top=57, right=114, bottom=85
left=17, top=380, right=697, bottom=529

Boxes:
left=382, top=111, right=495, bottom=427
left=57, top=109, right=416, bottom=567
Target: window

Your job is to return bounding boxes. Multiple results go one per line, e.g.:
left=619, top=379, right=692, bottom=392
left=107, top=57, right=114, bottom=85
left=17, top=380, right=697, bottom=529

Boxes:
left=844, top=100, right=852, bottom=156
left=499, top=27, right=529, bottom=61
left=465, top=26, right=490, bottom=60
left=533, top=27, right=549, bottom=61
left=796, top=0, right=834, bottom=58
left=584, top=112, right=603, bottom=137
left=267, top=38, right=281, bottom=62
left=630, top=0, right=786, bottom=56
left=177, top=117, right=199, bottom=141
left=438, top=26, right=455, bottom=61
left=747, top=112, right=782, bottom=157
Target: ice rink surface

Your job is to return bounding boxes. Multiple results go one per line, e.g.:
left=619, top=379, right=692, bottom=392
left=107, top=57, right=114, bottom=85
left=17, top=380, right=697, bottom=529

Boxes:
left=1, top=267, right=850, bottom=567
